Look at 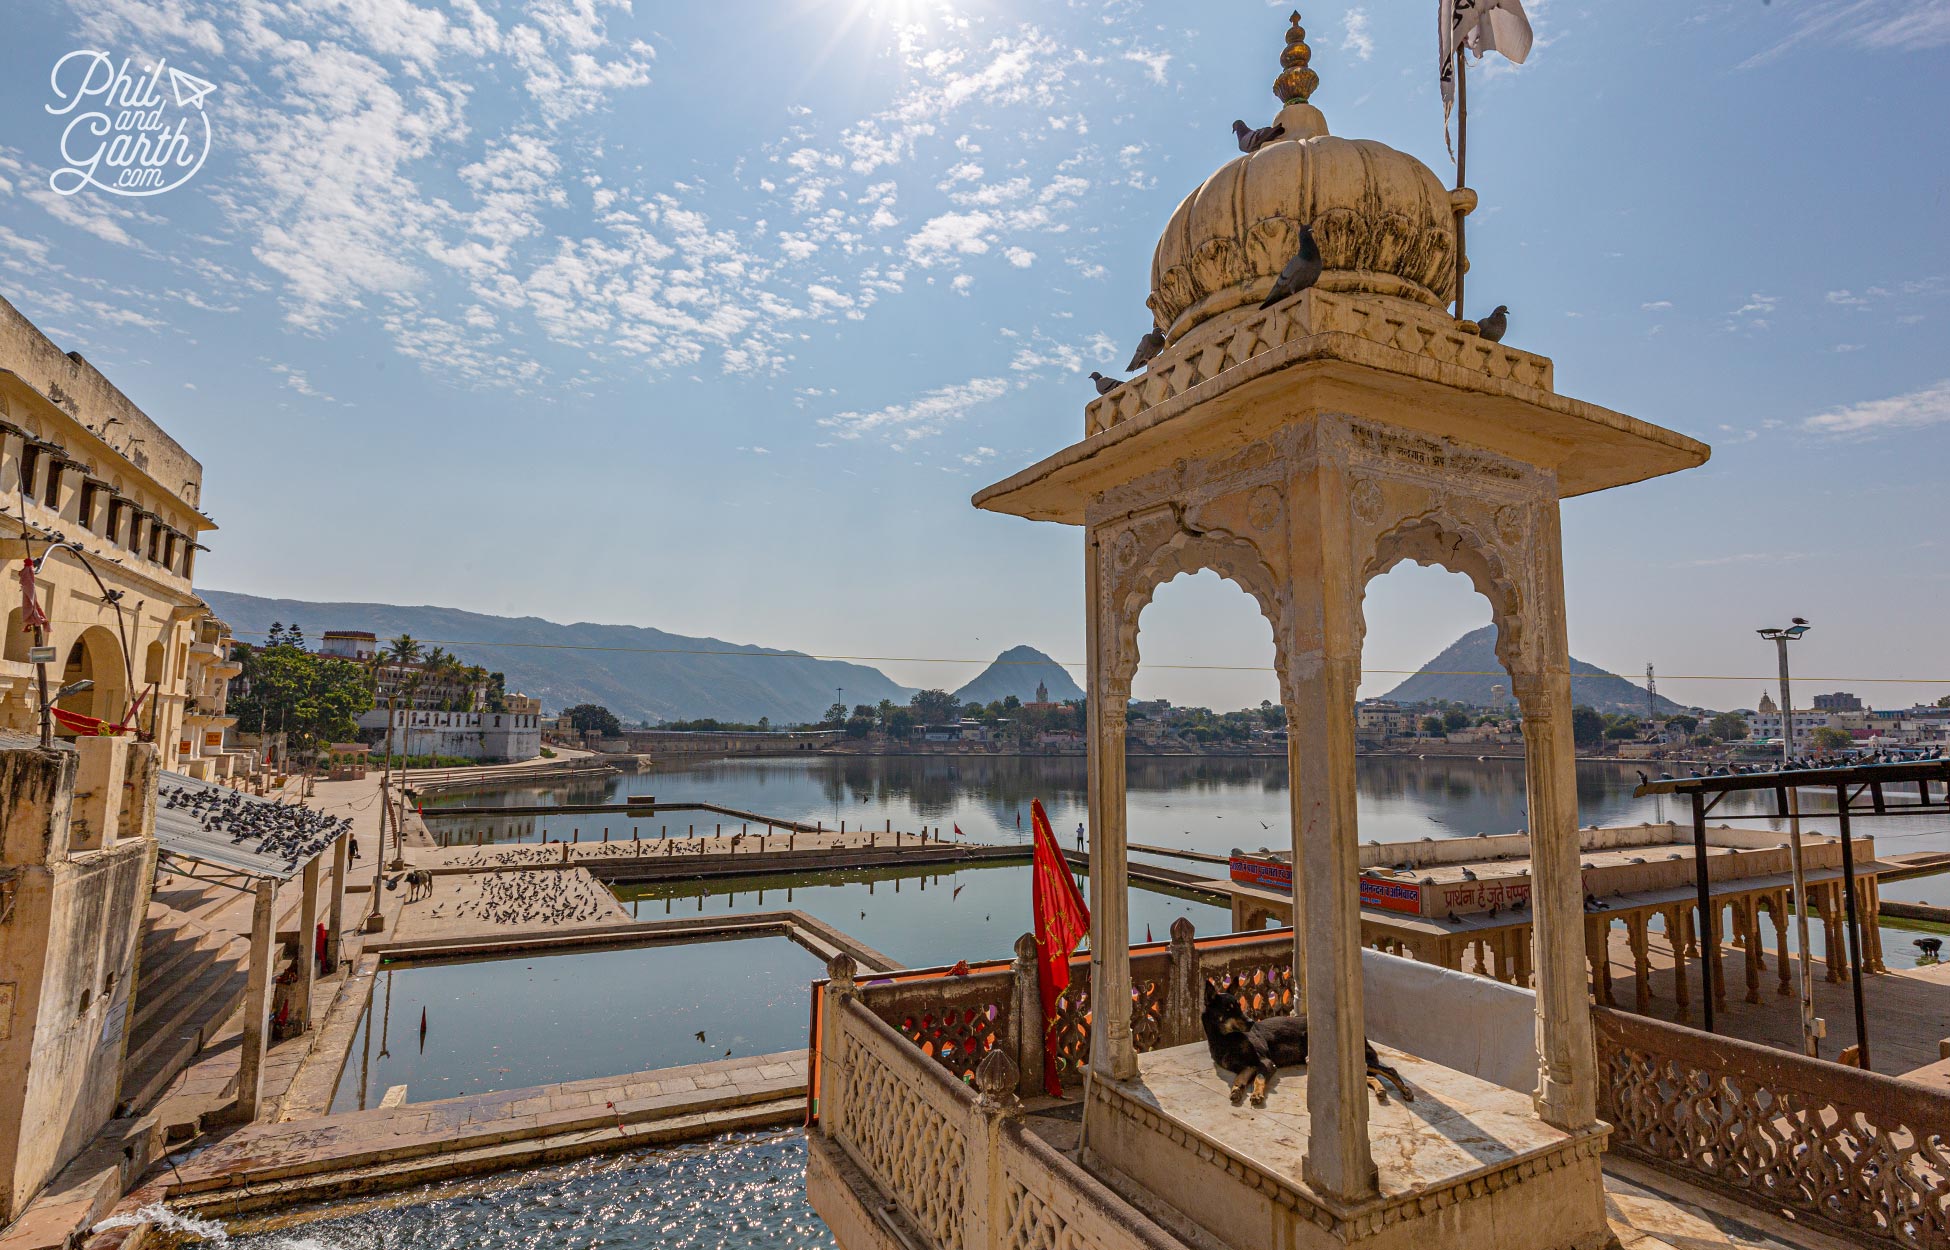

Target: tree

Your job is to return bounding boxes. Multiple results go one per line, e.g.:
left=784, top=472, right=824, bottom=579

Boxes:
left=1002, top=694, right=1022, bottom=712
left=757, top=716, right=771, bottom=732
left=1421, top=715, right=1445, bottom=736
left=1442, top=709, right=1470, bottom=732
left=1707, top=712, right=1749, bottom=742
left=1669, top=714, right=1699, bottom=736
left=1571, top=706, right=1605, bottom=747
left=910, top=688, right=960, bottom=726
left=385, top=634, right=422, bottom=665
left=1809, top=725, right=1854, bottom=752
left=822, top=701, right=848, bottom=727
left=1938, top=695, right=1950, bottom=709
left=563, top=703, right=622, bottom=736
left=231, top=642, right=372, bottom=762
left=886, top=708, right=915, bottom=739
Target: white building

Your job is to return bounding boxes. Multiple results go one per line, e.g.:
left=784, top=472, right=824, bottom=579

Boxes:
left=358, top=705, right=542, bottom=761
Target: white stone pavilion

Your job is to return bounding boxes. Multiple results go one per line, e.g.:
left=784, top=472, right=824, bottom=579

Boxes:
left=970, top=14, right=1706, bottom=1250
left=809, top=14, right=1710, bottom=1250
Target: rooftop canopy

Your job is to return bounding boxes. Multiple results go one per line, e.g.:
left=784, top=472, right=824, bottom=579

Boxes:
left=153, top=771, right=354, bottom=881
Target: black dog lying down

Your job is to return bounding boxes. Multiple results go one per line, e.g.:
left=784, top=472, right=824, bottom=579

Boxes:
left=1201, top=989, right=1413, bottom=1108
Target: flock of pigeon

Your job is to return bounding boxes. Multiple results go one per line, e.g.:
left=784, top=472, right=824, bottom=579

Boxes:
left=1636, top=749, right=1948, bottom=786
left=420, top=868, right=614, bottom=928
left=159, top=782, right=352, bottom=874
left=1085, top=121, right=1511, bottom=399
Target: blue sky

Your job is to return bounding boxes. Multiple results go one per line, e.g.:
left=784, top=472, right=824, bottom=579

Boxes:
left=1, top=0, right=1946, bottom=714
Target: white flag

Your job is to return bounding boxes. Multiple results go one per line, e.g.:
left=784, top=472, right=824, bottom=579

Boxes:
left=1440, top=0, right=1535, bottom=154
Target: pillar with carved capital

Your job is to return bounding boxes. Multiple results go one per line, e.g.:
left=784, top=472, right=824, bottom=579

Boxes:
left=1085, top=527, right=1137, bottom=1081
left=1285, top=481, right=1376, bottom=1203
left=1512, top=592, right=1600, bottom=1131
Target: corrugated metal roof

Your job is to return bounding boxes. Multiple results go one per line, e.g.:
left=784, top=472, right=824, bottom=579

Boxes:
left=153, top=771, right=351, bottom=881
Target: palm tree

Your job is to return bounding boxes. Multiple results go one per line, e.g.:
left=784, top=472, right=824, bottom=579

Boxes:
left=386, top=634, right=421, bottom=665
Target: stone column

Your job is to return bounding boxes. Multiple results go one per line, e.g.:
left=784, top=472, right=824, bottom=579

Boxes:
left=1010, top=934, right=1045, bottom=1098
left=1667, top=907, right=1690, bottom=1022
left=1630, top=911, right=1653, bottom=1011
left=235, top=878, right=277, bottom=1121
left=1742, top=899, right=1763, bottom=1004
left=1513, top=540, right=1600, bottom=1131
left=1284, top=481, right=1375, bottom=1202
left=327, top=834, right=348, bottom=971
left=296, top=856, right=320, bottom=1031
left=1084, top=529, right=1136, bottom=1081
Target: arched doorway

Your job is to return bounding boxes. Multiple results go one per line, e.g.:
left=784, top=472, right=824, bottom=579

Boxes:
left=55, top=626, right=129, bottom=733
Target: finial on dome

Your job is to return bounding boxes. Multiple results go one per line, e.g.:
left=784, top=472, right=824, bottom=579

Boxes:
left=1273, top=11, right=1319, bottom=106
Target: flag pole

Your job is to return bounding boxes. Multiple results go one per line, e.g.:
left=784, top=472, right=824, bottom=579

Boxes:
left=1452, top=48, right=1467, bottom=322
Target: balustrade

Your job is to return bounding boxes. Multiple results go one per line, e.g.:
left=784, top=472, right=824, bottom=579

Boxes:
left=1595, top=1007, right=1950, bottom=1248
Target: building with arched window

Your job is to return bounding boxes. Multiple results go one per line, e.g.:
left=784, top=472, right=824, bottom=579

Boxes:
left=0, top=294, right=226, bottom=772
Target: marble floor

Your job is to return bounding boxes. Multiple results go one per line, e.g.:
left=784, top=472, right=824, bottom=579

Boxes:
left=1104, top=1039, right=1591, bottom=1204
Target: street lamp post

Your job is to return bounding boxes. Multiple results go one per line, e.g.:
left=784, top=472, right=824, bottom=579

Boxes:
left=1758, top=619, right=1817, bottom=1057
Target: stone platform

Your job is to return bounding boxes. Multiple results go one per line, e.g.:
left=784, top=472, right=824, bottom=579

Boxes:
left=1083, top=1042, right=1611, bottom=1250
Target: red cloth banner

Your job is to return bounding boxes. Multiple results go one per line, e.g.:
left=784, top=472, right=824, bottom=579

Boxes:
left=1030, top=798, right=1089, bottom=1096
left=17, top=560, right=48, bottom=633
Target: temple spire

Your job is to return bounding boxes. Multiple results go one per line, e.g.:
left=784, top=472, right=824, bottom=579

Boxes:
left=1274, top=11, right=1319, bottom=105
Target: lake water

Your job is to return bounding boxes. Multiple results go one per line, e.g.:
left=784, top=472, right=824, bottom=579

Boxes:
left=206, top=1130, right=832, bottom=1250
left=336, top=860, right=1225, bottom=1111
left=424, top=753, right=1950, bottom=871
left=332, top=937, right=821, bottom=1112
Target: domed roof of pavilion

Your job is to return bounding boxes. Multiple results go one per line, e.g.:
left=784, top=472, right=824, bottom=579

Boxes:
left=1147, top=12, right=1460, bottom=344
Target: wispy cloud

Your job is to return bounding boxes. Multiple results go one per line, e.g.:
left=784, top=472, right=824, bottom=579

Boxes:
left=1741, top=0, right=1950, bottom=68
left=1342, top=9, right=1375, bottom=61
left=1804, top=378, right=1950, bottom=437
left=817, top=377, right=1009, bottom=443
left=1678, top=551, right=1811, bottom=568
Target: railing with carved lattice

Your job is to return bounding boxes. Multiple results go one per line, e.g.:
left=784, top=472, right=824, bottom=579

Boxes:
left=858, top=968, right=1015, bottom=1083
left=831, top=997, right=976, bottom=1250
left=1594, top=1007, right=1950, bottom=1249
left=996, top=1116, right=1184, bottom=1250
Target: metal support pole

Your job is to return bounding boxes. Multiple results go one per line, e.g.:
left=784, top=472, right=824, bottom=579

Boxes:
left=1835, top=785, right=1871, bottom=1069
left=1777, top=637, right=1795, bottom=765
left=1690, top=791, right=1714, bottom=1034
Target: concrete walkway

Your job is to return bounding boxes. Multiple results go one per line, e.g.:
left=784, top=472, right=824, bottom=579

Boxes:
left=133, top=1050, right=808, bottom=1217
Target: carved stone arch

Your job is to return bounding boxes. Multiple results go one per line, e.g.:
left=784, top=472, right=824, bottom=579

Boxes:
left=1358, top=511, right=1527, bottom=677
left=1103, top=525, right=1288, bottom=704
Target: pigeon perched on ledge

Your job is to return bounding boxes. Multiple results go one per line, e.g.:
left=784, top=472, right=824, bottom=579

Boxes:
left=1233, top=119, right=1284, bottom=154
left=1126, top=329, right=1166, bottom=372
left=1478, top=304, right=1509, bottom=343
left=1259, top=224, right=1322, bottom=309
left=1089, top=371, right=1122, bottom=396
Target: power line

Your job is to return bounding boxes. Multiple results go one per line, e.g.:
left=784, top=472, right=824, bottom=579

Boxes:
left=227, top=630, right=1950, bottom=686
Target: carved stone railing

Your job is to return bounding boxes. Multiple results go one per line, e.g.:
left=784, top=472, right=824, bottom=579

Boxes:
left=816, top=959, right=1187, bottom=1250
left=1594, top=1007, right=1950, bottom=1249
left=827, top=995, right=976, bottom=1250
left=1083, top=286, right=1556, bottom=438
left=852, top=921, right=1293, bottom=1096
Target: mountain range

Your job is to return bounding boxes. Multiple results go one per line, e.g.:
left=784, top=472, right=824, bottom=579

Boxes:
left=197, top=590, right=917, bottom=726
left=1380, top=624, right=1699, bottom=716
left=198, top=590, right=1087, bottom=727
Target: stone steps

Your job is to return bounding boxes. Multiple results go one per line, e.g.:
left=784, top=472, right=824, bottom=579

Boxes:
left=116, top=957, right=248, bottom=1116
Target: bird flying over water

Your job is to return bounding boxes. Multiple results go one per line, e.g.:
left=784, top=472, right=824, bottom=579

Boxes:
left=1259, top=225, right=1322, bottom=309
left=1126, top=329, right=1166, bottom=371
left=1232, top=119, right=1284, bottom=154
left=1478, top=305, right=1509, bottom=343
left=695, top=1030, right=707, bottom=1043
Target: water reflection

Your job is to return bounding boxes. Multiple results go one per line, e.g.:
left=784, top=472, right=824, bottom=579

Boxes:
left=422, top=755, right=1806, bottom=859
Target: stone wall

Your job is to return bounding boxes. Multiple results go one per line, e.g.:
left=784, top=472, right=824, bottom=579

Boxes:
left=0, top=738, right=156, bottom=1224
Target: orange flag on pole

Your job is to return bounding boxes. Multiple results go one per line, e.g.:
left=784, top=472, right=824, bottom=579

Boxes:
left=1030, top=798, right=1089, bottom=1096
